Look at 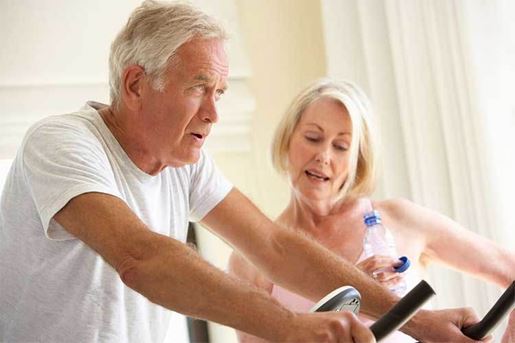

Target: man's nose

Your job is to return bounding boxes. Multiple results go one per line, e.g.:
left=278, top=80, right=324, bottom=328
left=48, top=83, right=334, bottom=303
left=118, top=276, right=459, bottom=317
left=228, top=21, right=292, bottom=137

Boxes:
left=200, top=96, right=219, bottom=124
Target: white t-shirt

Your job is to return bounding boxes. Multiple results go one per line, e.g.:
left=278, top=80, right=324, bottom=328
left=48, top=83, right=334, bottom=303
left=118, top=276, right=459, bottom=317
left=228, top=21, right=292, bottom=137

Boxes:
left=0, top=102, right=232, bottom=342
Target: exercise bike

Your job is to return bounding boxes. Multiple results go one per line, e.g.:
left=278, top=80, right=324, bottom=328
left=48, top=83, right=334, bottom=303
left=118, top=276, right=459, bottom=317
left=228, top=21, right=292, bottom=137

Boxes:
left=311, top=280, right=515, bottom=341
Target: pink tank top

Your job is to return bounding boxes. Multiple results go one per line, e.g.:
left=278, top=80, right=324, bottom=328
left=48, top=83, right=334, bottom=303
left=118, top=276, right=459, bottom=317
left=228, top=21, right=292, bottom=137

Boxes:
left=271, top=200, right=417, bottom=343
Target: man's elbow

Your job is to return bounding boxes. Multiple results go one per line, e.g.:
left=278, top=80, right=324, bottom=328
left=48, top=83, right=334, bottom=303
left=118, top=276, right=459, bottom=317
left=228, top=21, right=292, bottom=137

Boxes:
left=117, top=256, right=143, bottom=290
left=117, top=257, right=165, bottom=305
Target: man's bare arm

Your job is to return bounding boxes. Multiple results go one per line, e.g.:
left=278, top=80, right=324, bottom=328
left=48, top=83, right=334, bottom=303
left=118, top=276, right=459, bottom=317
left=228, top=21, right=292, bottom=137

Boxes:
left=202, top=188, right=399, bottom=317
left=54, top=192, right=372, bottom=342
left=203, top=189, right=484, bottom=343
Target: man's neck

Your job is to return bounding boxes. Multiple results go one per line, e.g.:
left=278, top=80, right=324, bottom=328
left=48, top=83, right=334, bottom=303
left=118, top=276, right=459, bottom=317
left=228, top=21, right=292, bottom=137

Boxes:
left=98, top=106, right=165, bottom=175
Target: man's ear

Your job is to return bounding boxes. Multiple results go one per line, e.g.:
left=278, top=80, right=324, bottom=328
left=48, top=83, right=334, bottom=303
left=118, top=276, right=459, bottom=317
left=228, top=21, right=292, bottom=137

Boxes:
left=121, top=65, right=146, bottom=111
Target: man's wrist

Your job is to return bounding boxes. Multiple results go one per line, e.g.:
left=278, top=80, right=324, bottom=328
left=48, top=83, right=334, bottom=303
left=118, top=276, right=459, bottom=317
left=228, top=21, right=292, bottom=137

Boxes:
left=400, top=309, right=431, bottom=341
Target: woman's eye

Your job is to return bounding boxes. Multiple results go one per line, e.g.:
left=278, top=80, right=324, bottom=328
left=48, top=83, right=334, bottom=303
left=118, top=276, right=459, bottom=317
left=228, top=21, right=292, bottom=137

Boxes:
left=334, top=144, right=348, bottom=151
left=305, top=136, right=319, bottom=142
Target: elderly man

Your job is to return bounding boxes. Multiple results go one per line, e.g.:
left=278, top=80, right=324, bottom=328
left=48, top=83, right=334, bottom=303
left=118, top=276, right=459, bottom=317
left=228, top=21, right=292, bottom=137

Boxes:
left=0, top=1, right=484, bottom=342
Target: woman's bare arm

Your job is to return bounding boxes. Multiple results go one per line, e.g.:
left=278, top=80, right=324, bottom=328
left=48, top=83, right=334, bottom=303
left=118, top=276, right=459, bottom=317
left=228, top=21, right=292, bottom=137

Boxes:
left=383, top=198, right=515, bottom=288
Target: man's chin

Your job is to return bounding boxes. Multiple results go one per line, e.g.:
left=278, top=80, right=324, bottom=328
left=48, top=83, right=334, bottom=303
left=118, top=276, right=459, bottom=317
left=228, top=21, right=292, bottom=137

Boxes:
left=182, top=150, right=201, bottom=165
left=167, top=149, right=201, bottom=168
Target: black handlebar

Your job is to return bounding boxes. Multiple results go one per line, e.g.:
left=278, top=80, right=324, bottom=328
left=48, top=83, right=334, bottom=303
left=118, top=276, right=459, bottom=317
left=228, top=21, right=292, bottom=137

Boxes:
left=313, top=280, right=515, bottom=342
left=461, top=280, right=515, bottom=340
left=369, top=280, right=435, bottom=341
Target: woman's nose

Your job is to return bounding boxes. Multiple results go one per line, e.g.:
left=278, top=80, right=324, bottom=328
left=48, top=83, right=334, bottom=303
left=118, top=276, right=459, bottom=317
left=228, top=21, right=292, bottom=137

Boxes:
left=315, top=149, right=330, bottom=165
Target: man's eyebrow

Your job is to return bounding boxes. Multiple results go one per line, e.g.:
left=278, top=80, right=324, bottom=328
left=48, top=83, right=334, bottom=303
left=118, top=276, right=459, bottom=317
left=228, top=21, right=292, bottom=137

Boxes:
left=194, top=74, right=210, bottom=82
left=194, top=74, right=228, bottom=91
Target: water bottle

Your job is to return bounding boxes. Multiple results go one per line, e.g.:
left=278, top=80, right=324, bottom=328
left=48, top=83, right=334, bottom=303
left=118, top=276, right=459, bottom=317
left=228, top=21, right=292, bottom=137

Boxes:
left=362, top=210, right=410, bottom=296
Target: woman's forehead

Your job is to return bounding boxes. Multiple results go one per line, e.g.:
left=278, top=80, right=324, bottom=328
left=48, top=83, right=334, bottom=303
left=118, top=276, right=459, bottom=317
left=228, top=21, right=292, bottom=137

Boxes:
left=298, top=98, right=351, bottom=132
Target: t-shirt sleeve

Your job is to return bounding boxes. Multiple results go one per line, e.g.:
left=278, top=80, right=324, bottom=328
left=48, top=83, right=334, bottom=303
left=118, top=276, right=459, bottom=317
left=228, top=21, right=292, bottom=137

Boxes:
left=188, top=150, right=232, bottom=222
left=21, top=120, right=122, bottom=240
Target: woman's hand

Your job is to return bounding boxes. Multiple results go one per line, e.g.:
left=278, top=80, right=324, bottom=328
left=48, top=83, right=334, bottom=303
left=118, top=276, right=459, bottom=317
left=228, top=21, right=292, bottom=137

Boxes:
left=356, top=255, right=404, bottom=288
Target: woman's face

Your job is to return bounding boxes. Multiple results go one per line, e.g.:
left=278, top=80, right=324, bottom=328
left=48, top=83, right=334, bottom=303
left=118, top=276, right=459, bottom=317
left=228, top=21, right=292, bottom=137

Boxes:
left=287, top=97, right=352, bottom=206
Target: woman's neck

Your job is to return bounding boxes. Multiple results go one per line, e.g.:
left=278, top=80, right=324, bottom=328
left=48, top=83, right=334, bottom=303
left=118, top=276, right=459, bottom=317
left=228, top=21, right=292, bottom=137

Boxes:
left=278, top=193, right=366, bottom=238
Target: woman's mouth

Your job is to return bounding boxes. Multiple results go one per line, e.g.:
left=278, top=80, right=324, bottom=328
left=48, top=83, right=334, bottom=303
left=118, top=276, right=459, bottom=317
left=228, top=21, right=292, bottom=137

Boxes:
left=305, top=170, right=330, bottom=182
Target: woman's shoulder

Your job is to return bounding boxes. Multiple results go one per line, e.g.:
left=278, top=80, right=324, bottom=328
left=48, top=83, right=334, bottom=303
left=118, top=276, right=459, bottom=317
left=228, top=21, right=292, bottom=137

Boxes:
left=372, top=197, right=413, bottom=215
left=371, top=197, right=429, bottom=227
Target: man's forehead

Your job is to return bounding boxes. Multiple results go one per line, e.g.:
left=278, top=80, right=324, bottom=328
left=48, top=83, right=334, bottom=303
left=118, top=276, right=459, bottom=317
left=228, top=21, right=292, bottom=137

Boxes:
left=174, top=39, right=229, bottom=80
left=177, top=39, right=228, bottom=65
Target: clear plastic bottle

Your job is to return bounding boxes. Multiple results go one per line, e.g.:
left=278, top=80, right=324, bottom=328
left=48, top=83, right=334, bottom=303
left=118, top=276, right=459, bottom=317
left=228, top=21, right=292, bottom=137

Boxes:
left=362, top=210, right=410, bottom=296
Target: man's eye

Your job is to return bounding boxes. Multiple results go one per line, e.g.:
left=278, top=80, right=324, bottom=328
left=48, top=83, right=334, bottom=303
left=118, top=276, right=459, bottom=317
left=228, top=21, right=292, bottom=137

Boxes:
left=215, top=89, right=225, bottom=101
left=192, top=85, right=206, bottom=93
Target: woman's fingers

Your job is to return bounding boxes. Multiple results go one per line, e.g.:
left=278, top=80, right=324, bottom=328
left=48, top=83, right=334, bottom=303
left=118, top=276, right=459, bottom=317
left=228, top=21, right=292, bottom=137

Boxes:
left=356, top=255, right=406, bottom=287
left=357, top=255, right=402, bottom=274
left=358, top=255, right=400, bottom=271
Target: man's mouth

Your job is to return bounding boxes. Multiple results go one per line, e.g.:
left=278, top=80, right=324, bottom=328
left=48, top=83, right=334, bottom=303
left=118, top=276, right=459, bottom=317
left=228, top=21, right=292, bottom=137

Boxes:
left=191, top=133, right=204, bottom=140
left=305, top=169, right=330, bottom=181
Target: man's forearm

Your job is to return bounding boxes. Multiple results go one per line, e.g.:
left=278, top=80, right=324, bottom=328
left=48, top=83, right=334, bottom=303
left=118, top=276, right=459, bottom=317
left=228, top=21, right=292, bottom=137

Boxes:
left=255, top=225, right=399, bottom=318
left=119, top=232, right=294, bottom=341
left=255, top=226, right=457, bottom=340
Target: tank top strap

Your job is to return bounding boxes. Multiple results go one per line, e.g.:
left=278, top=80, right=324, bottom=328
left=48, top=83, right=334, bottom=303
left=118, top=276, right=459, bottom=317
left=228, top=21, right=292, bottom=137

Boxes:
left=270, top=284, right=315, bottom=313
left=356, top=198, right=373, bottom=263
left=366, top=197, right=375, bottom=212
left=365, top=198, right=393, bottom=238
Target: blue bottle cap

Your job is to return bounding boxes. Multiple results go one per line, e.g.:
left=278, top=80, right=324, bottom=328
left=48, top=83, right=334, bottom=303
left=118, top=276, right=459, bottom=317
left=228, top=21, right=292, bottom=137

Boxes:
left=363, top=210, right=382, bottom=226
left=394, top=256, right=410, bottom=273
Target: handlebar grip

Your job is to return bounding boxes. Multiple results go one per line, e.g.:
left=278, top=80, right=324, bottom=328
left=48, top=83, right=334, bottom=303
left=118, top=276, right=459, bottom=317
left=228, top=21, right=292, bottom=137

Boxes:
left=370, top=280, right=435, bottom=341
left=461, top=281, right=515, bottom=340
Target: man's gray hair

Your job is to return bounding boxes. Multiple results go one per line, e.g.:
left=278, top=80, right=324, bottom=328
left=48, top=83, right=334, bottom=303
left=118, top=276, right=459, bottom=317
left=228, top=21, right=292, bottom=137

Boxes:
left=108, top=0, right=228, bottom=107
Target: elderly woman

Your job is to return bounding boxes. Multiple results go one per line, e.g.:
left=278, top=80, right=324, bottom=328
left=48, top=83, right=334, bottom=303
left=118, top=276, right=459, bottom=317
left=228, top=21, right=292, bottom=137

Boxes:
left=229, top=78, right=515, bottom=342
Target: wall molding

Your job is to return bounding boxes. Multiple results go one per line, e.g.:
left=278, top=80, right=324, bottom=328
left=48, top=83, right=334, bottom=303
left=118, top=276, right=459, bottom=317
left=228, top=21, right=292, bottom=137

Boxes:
left=0, top=0, right=255, bottom=159
left=0, top=80, right=254, bottom=158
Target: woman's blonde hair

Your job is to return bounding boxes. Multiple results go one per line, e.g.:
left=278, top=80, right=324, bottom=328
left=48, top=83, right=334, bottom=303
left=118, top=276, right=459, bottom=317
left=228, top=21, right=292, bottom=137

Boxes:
left=271, top=78, right=378, bottom=199
left=108, top=0, right=227, bottom=107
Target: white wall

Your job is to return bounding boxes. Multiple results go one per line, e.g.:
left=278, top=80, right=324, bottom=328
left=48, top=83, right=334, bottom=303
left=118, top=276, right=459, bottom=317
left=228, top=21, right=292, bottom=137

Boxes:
left=0, top=1, right=253, bottom=342
left=0, top=0, right=254, bottom=159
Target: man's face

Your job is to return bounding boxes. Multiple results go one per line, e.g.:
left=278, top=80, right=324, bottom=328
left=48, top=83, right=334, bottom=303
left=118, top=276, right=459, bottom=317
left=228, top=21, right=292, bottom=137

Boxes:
left=139, top=38, right=229, bottom=168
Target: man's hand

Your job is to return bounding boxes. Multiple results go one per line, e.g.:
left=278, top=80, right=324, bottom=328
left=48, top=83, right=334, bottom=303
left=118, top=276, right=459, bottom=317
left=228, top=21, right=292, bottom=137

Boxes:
left=283, top=312, right=375, bottom=343
left=405, top=308, right=492, bottom=343
left=501, top=309, right=514, bottom=343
